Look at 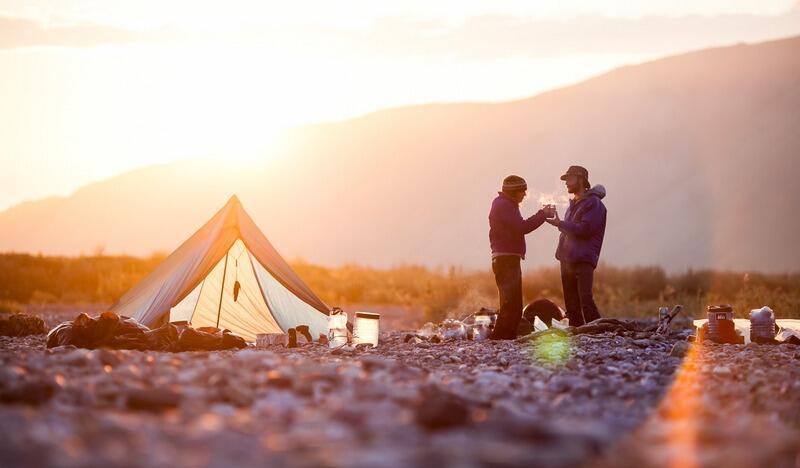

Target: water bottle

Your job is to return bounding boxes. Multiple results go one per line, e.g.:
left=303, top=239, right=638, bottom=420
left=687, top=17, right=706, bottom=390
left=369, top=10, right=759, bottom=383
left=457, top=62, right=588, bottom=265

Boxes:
left=327, top=308, right=348, bottom=348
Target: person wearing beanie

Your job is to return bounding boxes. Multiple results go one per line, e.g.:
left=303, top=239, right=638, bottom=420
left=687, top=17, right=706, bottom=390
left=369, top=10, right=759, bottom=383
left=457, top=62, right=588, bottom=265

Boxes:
left=546, top=165, right=607, bottom=326
left=488, top=175, right=554, bottom=339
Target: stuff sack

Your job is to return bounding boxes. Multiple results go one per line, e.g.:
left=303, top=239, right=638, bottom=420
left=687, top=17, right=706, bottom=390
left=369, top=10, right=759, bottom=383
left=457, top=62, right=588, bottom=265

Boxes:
left=0, top=313, right=47, bottom=337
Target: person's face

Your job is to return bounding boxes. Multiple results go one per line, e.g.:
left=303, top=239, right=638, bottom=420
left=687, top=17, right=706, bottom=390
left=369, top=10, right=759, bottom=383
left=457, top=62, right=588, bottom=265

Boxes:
left=513, top=190, right=526, bottom=204
left=564, top=175, right=580, bottom=194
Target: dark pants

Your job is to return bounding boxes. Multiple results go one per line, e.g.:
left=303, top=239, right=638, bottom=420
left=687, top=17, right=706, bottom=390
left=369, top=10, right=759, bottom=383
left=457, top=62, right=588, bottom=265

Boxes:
left=560, top=261, right=601, bottom=327
left=491, top=255, right=522, bottom=339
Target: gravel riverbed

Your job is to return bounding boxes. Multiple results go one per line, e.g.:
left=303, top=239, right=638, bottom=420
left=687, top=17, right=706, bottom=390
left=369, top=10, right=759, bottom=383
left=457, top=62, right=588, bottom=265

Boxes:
left=1, top=328, right=798, bottom=467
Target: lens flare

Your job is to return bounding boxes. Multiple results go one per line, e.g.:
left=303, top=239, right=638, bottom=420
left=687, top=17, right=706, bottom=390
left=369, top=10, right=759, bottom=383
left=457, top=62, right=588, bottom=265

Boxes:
left=529, top=333, right=573, bottom=366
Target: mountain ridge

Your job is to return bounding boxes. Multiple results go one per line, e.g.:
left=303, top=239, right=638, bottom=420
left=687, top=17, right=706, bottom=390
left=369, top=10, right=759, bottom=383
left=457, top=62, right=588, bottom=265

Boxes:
left=2, top=35, right=799, bottom=272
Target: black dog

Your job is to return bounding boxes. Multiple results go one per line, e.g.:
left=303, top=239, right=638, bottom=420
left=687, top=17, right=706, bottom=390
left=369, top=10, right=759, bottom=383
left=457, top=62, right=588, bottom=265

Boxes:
left=522, top=299, right=565, bottom=327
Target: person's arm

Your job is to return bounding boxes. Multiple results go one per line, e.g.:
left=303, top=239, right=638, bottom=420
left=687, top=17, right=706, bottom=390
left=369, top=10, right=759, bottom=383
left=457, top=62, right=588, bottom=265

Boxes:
left=500, top=202, right=546, bottom=234
left=558, top=199, right=604, bottom=238
left=522, top=209, right=547, bottom=234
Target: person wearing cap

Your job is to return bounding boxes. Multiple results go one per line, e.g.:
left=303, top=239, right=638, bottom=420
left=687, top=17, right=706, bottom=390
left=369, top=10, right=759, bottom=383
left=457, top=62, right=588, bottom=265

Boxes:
left=488, top=175, right=554, bottom=339
left=546, top=166, right=607, bottom=326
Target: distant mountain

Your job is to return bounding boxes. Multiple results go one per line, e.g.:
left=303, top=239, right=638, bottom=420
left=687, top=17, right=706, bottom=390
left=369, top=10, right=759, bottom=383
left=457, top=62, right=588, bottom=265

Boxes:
left=1, top=35, right=799, bottom=272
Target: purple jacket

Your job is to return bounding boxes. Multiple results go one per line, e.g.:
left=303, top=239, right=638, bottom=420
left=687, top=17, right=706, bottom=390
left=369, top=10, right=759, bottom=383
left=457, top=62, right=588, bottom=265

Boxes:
left=489, top=193, right=547, bottom=259
left=555, top=186, right=607, bottom=268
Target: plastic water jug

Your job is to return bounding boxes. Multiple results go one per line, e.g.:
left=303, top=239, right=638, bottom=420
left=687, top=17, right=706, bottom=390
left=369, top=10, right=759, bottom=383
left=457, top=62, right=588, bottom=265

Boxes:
left=327, top=308, right=348, bottom=348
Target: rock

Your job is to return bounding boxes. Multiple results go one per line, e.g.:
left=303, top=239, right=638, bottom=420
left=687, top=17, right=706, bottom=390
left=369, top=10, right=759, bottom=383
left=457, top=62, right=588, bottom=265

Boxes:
left=61, top=348, right=94, bottom=366
left=414, top=386, right=471, bottom=430
left=712, top=365, right=732, bottom=376
left=669, top=341, right=691, bottom=358
left=360, top=355, right=390, bottom=372
left=331, top=345, right=356, bottom=355
left=484, top=402, right=560, bottom=442
left=632, top=339, right=653, bottom=348
left=222, top=385, right=254, bottom=406
left=126, top=388, right=182, bottom=411
left=473, top=371, right=514, bottom=396
left=550, top=375, right=587, bottom=394
left=0, top=377, right=57, bottom=405
left=91, top=348, right=122, bottom=367
left=265, top=370, right=293, bottom=389
left=2, top=324, right=797, bottom=467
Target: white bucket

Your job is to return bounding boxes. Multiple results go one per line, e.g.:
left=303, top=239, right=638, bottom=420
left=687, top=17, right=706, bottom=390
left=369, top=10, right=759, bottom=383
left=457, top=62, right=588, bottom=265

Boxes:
left=353, top=312, right=380, bottom=347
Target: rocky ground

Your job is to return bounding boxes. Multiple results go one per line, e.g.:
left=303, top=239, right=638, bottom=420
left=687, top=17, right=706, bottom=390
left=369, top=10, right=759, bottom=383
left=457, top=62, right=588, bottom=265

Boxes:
left=0, top=318, right=799, bottom=467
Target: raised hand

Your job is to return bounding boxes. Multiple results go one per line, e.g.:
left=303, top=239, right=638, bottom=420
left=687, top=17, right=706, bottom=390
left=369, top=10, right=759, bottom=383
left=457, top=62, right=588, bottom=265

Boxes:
left=545, top=209, right=561, bottom=227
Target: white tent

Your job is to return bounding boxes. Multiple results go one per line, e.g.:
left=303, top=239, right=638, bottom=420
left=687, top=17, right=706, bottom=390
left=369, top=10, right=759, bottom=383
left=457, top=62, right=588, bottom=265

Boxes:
left=110, top=195, right=330, bottom=341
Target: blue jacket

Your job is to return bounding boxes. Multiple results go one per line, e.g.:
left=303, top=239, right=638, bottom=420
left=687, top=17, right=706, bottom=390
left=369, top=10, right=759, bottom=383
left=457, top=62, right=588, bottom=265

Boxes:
left=555, top=186, right=607, bottom=268
left=489, top=193, right=547, bottom=259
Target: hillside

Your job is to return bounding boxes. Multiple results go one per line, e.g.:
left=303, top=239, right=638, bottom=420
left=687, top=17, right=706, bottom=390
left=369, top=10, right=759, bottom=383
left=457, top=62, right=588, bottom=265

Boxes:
left=1, top=35, right=799, bottom=272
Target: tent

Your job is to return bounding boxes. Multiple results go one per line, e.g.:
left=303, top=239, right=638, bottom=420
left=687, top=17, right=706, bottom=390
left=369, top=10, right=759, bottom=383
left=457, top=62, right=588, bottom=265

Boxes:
left=110, top=195, right=330, bottom=341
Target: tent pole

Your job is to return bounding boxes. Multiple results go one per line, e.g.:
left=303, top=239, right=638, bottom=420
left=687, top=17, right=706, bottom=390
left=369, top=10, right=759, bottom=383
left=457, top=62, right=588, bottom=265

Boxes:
left=216, top=253, right=229, bottom=328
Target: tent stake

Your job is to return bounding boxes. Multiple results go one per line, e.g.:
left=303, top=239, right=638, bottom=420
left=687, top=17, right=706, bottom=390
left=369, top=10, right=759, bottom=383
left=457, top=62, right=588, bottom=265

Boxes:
left=216, top=253, right=229, bottom=328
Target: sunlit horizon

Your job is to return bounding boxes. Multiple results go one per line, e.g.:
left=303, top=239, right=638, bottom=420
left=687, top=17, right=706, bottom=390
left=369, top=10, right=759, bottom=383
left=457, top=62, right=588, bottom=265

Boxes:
left=1, top=0, right=799, bottom=212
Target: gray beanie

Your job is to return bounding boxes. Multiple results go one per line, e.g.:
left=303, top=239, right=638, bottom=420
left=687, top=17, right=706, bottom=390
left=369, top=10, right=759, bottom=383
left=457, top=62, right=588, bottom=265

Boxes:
left=502, top=175, right=527, bottom=192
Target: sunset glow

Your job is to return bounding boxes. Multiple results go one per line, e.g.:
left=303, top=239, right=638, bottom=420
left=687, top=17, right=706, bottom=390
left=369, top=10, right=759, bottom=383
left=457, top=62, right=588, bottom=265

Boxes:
left=1, top=3, right=799, bottom=466
left=2, top=0, right=799, bottom=211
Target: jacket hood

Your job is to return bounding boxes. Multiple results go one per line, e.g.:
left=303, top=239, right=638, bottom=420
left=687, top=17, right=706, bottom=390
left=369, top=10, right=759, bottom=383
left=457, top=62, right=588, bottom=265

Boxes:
left=586, top=184, right=606, bottom=200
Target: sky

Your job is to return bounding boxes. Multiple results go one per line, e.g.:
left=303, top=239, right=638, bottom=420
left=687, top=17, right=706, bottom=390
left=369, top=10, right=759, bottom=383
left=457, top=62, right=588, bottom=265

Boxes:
left=1, top=0, right=799, bottom=211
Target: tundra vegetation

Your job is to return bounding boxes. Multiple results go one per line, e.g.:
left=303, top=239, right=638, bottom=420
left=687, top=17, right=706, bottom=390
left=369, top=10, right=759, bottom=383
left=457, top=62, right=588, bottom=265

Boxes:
left=1, top=253, right=796, bottom=323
